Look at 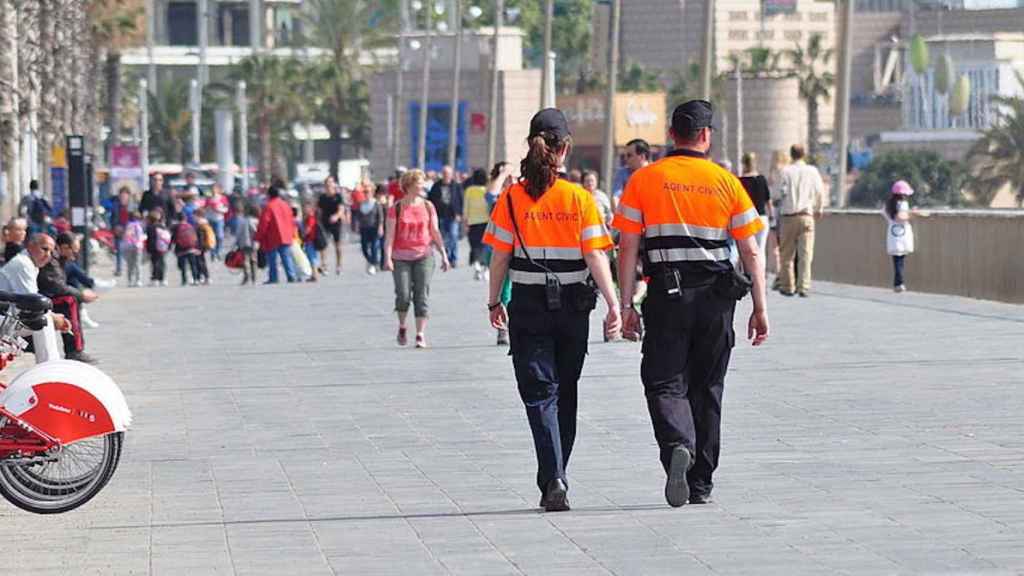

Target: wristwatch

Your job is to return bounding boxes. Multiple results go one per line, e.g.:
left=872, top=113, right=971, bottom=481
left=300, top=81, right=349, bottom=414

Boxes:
left=487, top=302, right=502, bottom=311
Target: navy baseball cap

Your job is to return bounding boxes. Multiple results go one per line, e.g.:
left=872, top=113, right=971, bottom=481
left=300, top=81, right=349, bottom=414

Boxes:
left=671, top=100, right=718, bottom=135
left=529, top=108, right=572, bottom=140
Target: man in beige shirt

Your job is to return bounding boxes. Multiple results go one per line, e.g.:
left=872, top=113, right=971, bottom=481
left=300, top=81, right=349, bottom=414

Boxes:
left=772, top=144, right=825, bottom=297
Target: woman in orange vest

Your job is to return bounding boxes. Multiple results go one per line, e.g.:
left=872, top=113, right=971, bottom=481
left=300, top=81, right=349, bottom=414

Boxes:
left=484, top=108, right=621, bottom=512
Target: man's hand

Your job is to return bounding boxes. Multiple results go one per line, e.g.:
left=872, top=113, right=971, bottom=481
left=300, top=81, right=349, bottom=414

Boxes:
left=622, top=306, right=642, bottom=341
left=382, top=257, right=394, bottom=272
left=748, top=310, right=769, bottom=346
left=51, top=313, right=70, bottom=333
left=81, top=289, right=99, bottom=303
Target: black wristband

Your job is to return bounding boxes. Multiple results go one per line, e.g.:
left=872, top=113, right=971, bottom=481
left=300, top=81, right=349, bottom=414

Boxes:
left=487, top=302, right=502, bottom=311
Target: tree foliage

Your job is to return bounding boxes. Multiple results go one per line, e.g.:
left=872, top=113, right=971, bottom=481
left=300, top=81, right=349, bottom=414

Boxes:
left=786, top=33, right=834, bottom=159
left=618, top=60, right=661, bottom=93
left=479, top=0, right=593, bottom=93
left=966, top=76, right=1024, bottom=206
left=147, top=81, right=191, bottom=164
left=848, top=150, right=968, bottom=208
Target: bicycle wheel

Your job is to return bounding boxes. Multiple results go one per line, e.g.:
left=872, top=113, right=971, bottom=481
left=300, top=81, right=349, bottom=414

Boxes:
left=0, top=432, right=122, bottom=514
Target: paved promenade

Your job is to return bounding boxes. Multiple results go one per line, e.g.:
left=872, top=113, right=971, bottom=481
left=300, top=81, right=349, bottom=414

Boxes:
left=4, top=244, right=1024, bottom=575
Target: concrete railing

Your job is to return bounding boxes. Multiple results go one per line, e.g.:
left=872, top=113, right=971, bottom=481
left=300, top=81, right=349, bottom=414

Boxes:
left=811, top=209, right=1024, bottom=304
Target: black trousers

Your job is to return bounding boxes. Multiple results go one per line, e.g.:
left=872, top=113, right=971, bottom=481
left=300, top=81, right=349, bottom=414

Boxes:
left=508, top=298, right=590, bottom=494
left=149, top=251, right=166, bottom=281
left=640, top=283, right=735, bottom=497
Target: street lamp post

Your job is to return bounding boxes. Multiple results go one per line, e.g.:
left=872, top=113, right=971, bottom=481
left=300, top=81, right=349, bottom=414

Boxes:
left=541, top=0, right=554, bottom=107
left=237, top=81, right=249, bottom=193
left=393, top=0, right=410, bottom=171
left=700, top=0, right=715, bottom=100
left=447, top=3, right=482, bottom=170
left=140, top=79, right=149, bottom=190
left=486, top=0, right=503, bottom=169
left=416, top=1, right=446, bottom=170
left=601, top=0, right=620, bottom=209
left=190, top=79, right=201, bottom=165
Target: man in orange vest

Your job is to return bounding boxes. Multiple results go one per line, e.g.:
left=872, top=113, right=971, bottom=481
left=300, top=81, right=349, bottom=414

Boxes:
left=613, top=100, right=769, bottom=507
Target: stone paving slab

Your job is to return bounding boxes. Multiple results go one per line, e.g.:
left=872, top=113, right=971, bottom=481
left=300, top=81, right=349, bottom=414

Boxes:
left=2, top=242, right=1023, bottom=575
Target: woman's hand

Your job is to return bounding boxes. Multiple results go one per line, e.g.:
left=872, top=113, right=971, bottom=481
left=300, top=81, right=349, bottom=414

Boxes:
left=441, top=257, right=451, bottom=272
left=382, top=257, right=394, bottom=271
left=489, top=303, right=507, bottom=330
left=603, top=306, right=622, bottom=340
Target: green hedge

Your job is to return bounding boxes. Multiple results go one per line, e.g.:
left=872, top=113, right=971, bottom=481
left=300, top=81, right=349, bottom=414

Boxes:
left=849, top=150, right=969, bottom=208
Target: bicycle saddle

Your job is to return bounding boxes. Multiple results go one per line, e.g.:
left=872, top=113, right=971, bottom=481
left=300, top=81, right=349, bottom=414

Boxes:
left=0, top=291, right=52, bottom=313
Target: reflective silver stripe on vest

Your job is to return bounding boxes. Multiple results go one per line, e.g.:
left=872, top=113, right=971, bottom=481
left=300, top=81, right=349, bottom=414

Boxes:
left=510, top=269, right=591, bottom=285
left=644, top=222, right=728, bottom=241
left=647, top=247, right=730, bottom=263
left=617, top=204, right=642, bottom=223
left=514, top=246, right=583, bottom=260
left=730, top=208, right=760, bottom=229
left=486, top=221, right=514, bottom=244
left=581, top=224, right=606, bottom=241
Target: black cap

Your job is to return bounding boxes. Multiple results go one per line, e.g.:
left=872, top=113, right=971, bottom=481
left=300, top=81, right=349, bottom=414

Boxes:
left=529, top=108, right=571, bottom=140
left=671, top=99, right=717, bottom=135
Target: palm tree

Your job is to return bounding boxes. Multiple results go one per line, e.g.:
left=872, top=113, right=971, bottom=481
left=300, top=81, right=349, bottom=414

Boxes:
left=967, top=79, right=1024, bottom=206
left=89, top=0, right=144, bottom=156
left=147, top=82, right=192, bottom=164
left=301, top=0, right=396, bottom=179
left=231, top=55, right=306, bottom=181
left=786, top=33, right=834, bottom=160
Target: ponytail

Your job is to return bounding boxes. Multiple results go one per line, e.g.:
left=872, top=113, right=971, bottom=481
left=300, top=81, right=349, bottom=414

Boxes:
left=520, top=132, right=571, bottom=200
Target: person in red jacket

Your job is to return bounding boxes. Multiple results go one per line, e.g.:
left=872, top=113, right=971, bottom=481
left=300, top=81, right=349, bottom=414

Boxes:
left=254, top=183, right=298, bottom=283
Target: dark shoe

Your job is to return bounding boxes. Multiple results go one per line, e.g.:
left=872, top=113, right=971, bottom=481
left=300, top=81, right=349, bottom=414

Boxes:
left=798, top=290, right=809, bottom=298
left=779, top=290, right=795, bottom=297
left=542, top=478, right=570, bottom=512
left=665, top=445, right=691, bottom=508
left=397, top=327, right=408, bottom=346
left=66, top=351, right=98, bottom=365
left=688, top=492, right=713, bottom=505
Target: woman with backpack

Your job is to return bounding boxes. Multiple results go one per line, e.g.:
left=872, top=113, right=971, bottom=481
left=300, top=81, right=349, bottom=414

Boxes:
left=145, top=208, right=170, bottom=286
left=382, top=169, right=450, bottom=348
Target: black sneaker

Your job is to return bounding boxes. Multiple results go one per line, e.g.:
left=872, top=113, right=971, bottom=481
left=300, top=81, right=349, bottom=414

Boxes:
left=665, top=446, right=691, bottom=508
left=688, top=492, right=713, bottom=505
left=66, top=351, right=98, bottom=365
left=542, top=478, right=570, bottom=512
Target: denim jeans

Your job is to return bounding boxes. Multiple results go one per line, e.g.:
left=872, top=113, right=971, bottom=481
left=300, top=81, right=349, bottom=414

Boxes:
left=304, top=242, right=319, bottom=269
left=360, top=227, right=381, bottom=266
left=892, top=255, right=906, bottom=287
left=266, top=244, right=297, bottom=283
left=208, top=217, right=225, bottom=259
left=440, top=218, right=459, bottom=265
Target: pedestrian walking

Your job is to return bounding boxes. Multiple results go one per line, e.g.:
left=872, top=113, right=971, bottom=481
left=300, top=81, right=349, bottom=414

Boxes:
left=462, top=168, right=491, bottom=279
left=614, top=99, right=769, bottom=508
left=145, top=209, right=170, bottom=286
left=206, top=183, right=230, bottom=260
left=382, top=169, right=451, bottom=349
left=317, top=176, right=348, bottom=276
left=121, top=211, right=146, bottom=287
left=884, top=180, right=919, bottom=293
left=485, top=162, right=515, bottom=346
left=195, top=210, right=215, bottom=284
left=301, top=200, right=322, bottom=282
left=171, top=217, right=201, bottom=286
left=766, top=150, right=789, bottom=288
left=581, top=170, right=613, bottom=227
left=739, top=152, right=772, bottom=263
left=356, top=186, right=386, bottom=275
left=773, top=144, right=826, bottom=297
left=427, top=166, right=464, bottom=267
left=256, top=184, right=299, bottom=284
left=108, top=186, right=134, bottom=277
left=234, top=205, right=259, bottom=285
left=484, top=108, right=621, bottom=512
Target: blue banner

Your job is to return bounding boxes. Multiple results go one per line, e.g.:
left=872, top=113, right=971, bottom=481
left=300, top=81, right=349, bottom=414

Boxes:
left=51, top=167, right=67, bottom=216
left=409, top=101, right=468, bottom=173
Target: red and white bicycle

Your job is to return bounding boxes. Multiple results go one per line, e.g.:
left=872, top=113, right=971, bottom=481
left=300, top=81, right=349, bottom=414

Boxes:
left=0, top=291, right=131, bottom=514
